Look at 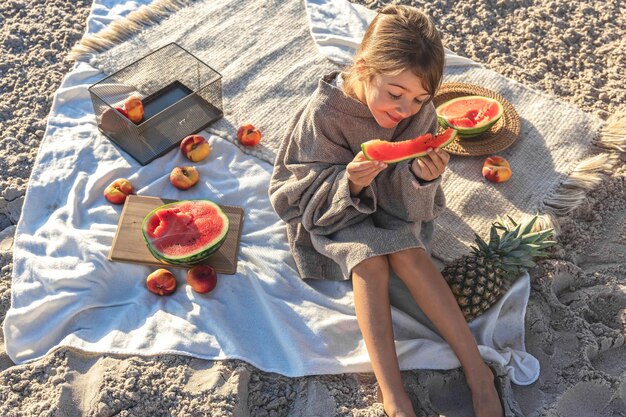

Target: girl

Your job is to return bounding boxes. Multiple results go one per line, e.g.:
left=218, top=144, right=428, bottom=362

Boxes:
left=269, top=5, right=503, bottom=417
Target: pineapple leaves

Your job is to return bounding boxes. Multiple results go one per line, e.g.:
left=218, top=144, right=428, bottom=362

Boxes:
left=473, top=234, right=490, bottom=254
left=507, top=249, right=531, bottom=258
left=527, top=242, right=556, bottom=250
left=519, top=216, right=538, bottom=237
left=470, top=216, right=556, bottom=270
left=520, top=259, right=537, bottom=268
left=520, top=230, right=553, bottom=244
left=489, top=226, right=500, bottom=249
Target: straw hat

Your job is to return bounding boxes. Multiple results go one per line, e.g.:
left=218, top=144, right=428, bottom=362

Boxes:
left=433, top=82, right=521, bottom=156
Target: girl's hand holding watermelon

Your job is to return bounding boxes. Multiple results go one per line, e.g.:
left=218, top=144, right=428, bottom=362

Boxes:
left=410, top=147, right=450, bottom=182
left=347, top=151, right=387, bottom=195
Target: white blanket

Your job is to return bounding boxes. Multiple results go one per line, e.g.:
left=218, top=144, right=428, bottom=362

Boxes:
left=3, top=0, right=539, bottom=385
left=305, top=0, right=480, bottom=68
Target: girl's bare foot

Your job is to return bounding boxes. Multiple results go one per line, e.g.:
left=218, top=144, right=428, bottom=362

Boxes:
left=377, top=386, right=418, bottom=417
left=467, top=366, right=504, bottom=417
left=472, top=387, right=504, bottom=417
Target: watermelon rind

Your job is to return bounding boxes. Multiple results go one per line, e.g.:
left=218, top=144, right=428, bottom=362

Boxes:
left=361, top=128, right=457, bottom=163
left=436, top=95, right=503, bottom=137
left=141, top=199, right=229, bottom=265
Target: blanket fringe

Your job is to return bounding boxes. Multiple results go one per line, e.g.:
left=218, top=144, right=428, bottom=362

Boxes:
left=542, top=107, right=624, bottom=219
left=543, top=153, right=618, bottom=217
left=69, top=0, right=194, bottom=62
left=595, top=108, right=626, bottom=152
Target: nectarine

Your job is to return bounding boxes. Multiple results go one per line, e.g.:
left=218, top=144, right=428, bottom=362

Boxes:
left=237, top=124, right=262, bottom=147
left=170, top=166, right=199, bottom=190
left=123, top=95, right=144, bottom=124
left=186, top=265, right=217, bottom=294
left=180, top=135, right=211, bottom=162
left=482, top=155, right=512, bottom=183
left=146, top=268, right=177, bottom=296
left=100, top=107, right=129, bottom=133
left=104, top=178, right=133, bottom=204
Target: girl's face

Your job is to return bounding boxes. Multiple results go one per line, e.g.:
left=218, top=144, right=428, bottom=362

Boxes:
left=357, top=69, right=431, bottom=129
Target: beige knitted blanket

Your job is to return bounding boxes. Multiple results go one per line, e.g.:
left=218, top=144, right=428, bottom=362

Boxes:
left=72, top=0, right=624, bottom=263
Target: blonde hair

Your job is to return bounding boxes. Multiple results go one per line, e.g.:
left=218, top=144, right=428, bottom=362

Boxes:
left=343, top=5, right=444, bottom=100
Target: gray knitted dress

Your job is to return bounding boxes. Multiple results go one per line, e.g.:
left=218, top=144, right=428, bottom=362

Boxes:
left=269, top=71, right=446, bottom=280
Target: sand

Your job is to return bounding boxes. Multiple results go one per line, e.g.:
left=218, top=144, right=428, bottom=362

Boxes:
left=0, top=0, right=624, bottom=416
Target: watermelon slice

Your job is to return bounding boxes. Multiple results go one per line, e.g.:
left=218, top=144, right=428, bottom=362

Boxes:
left=142, top=200, right=229, bottom=265
left=436, top=95, right=503, bottom=137
left=361, top=127, right=457, bottom=163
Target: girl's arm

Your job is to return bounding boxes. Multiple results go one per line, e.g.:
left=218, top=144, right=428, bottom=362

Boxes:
left=373, top=113, right=446, bottom=223
left=374, top=162, right=445, bottom=223
left=269, top=107, right=378, bottom=236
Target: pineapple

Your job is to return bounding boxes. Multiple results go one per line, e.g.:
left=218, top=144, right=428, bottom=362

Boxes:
left=442, top=216, right=555, bottom=321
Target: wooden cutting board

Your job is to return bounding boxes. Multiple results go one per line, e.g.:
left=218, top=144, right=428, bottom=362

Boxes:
left=108, top=195, right=243, bottom=274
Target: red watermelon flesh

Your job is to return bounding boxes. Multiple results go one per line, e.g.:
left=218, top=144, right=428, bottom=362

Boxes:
left=439, top=99, right=500, bottom=124
left=436, top=96, right=504, bottom=136
left=447, top=106, right=497, bottom=128
left=145, top=209, right=200, bottom=257
left=142, top=200, right=229, bottom=265
left=445, top=117, right=474, bottom=128
left=361, top=127, right=457, bottom=163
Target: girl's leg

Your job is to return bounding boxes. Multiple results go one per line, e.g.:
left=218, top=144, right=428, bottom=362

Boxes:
left=388, top=248, right=504, bottom=417
left=352, top=255, right=416, bottom=417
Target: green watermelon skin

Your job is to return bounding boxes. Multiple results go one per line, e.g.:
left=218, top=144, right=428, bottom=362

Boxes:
left=436, top=96, right=503, bottom=137
left=361, top=128, right=457, bottom=163
left=142, top=199, right=229, bottom=266
left=438, top=117, right=487, bottom=138
left=438, top=117, right=497, bottom=138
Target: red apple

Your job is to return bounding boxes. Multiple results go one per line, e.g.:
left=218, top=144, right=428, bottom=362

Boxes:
left=180, top=135, right=211, bottom=162
left=482, top=155, right=512, bottom=183
left=100, top=107, right=129, bottom=133
left=146, top=268, right=177, bottom=296
left=186, top=265, right=217, bottom=294
left=123, top=95, right=144, bottom=124
left=237, top=124, right=262, bottom=147
left=104, top=178, right=133, bottom=204
left=169, top=166, right=199, bottom=190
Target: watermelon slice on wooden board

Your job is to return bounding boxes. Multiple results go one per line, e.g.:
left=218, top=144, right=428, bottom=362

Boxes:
left=142, top=199, right=230, bottom=265
left=436, top=95, right=504, bottom=137
left=361, top=127, right=457, bottom=163
left=108, top=196, right=242, bottom=274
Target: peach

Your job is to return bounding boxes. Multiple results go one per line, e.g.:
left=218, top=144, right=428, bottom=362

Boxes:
left=104, top=178, right=133, bottom=205
left=482, top=155, right=512, bottom=183
left=146, top=268, right=177, bottom=296
left=186, top=265, right=217, bottom=294
left=100, top=107, right=129, bottom=133
left=180, top=135, right=211, bottom=162
left=237, top=124, right=262, bottom=147
left=123, top=95, right=144, bottom=124
left=169, top=166, right=199, bottom=190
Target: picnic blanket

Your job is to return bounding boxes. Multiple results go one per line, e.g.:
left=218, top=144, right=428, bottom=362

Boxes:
left=7, top=0, right=622, bottom=385
left=71, top=0, right=621, bottom=264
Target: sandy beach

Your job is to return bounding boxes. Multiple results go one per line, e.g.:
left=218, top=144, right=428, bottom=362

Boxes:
left=1, top=0, right=624, bottom=416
